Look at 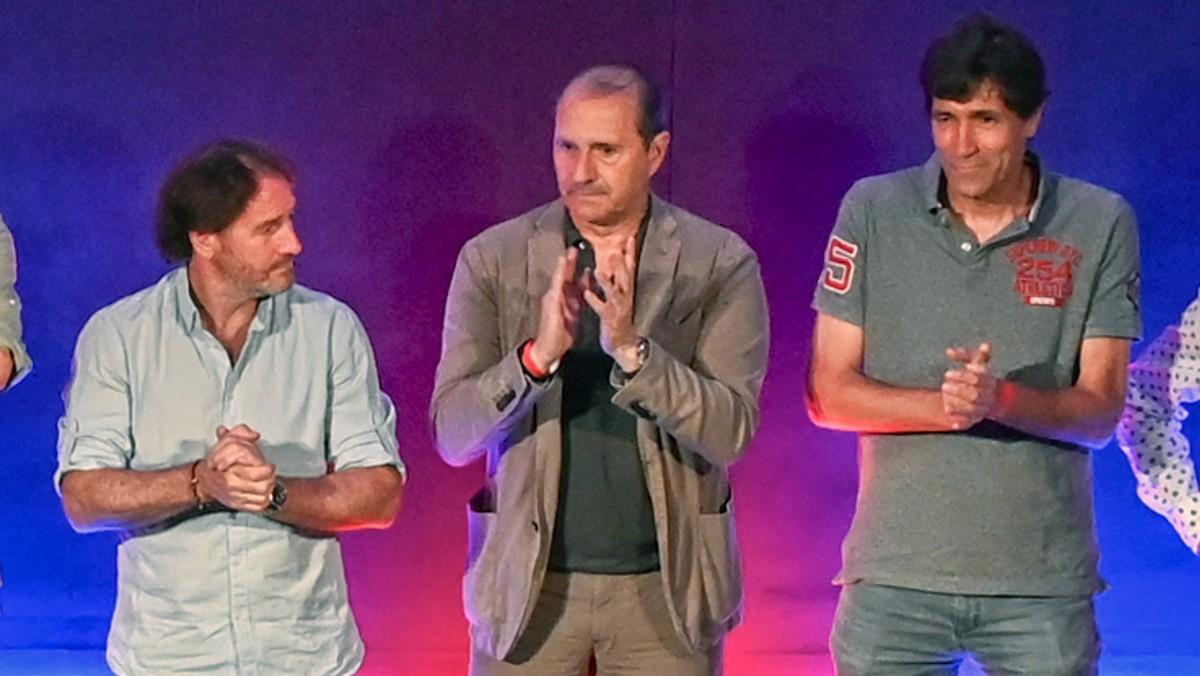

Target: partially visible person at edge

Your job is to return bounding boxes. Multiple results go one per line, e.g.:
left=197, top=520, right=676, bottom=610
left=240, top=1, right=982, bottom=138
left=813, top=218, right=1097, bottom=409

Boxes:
left=1, top=214, right=31, bottom=391
left=808, top=15, right=1140, bottom=675
left=1, top=213, right=33, bottom=590
left=56, top=139, right=405, bottom=674
left=1118, top=287, right=1200, bottom=554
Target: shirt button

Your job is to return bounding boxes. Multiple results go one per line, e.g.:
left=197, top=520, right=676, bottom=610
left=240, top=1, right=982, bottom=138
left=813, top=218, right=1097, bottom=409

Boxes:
left=960, top=242, right=973, bottom=252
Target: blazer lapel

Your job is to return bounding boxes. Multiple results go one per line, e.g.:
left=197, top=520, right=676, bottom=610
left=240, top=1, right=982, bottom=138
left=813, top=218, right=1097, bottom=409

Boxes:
left=526, top=200, right=568, bottom=534
left=525, top=201, right=569, bottom=341
left=634, top=195, right=681, bottom=335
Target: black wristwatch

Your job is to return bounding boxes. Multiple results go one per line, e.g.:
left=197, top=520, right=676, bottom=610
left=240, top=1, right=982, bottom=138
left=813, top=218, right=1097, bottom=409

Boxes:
left=267, top=480, right=288, bottom=512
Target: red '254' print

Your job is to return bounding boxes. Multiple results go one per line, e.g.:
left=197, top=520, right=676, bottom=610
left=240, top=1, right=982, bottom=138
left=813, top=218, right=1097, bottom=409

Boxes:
left=822, top=236, right=858, bottom=295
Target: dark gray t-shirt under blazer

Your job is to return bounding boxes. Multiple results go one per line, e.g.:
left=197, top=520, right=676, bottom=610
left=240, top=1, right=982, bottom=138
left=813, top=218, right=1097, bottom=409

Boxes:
left=813, top=153, right=1142, bottom=596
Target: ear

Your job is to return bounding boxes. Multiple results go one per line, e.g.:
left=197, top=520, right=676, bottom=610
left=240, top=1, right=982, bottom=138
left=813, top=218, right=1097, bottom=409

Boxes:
left=647, top=130, right=671, bottom=178
left=1023, top=104, right=1045, bottom=140
left=189, top=230, right=219, bottom=260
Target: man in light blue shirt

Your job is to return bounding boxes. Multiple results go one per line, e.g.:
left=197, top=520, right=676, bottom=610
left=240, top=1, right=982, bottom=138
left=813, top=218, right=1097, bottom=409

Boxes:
left=1, top=214, right=31, bottom=390
left=56, top=139, right=405, bottom=675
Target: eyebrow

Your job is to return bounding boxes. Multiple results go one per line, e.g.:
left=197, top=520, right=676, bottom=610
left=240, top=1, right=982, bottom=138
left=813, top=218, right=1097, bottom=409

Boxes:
left=257, top=214, right=289, bottom=231
left=930, top=107, right=1004, bottom=118
left=554, top=137, right=621, bottom=151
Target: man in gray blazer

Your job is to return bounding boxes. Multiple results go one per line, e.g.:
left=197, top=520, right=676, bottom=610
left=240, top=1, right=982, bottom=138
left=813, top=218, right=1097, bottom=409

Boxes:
left=1, top=214, right=31, bottom=390
left=432, top=65, right=769, bottom=675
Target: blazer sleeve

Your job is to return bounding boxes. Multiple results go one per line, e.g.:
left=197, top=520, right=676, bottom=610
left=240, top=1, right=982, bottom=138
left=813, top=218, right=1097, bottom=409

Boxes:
left=611, top=232, right=770, bottom=468
left=430, top=236, right=555, bottom=467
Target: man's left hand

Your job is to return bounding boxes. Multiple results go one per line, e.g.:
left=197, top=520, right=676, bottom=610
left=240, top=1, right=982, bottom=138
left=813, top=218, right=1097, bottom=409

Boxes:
left=583, top=235, right=640, bottom=372
left=941, top=342, right=999, bottom=429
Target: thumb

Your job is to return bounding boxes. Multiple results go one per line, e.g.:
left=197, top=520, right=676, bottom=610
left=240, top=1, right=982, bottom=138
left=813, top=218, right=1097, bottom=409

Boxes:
left=228, top=424, right=262, bottom=441
left=971, top=342, right=992, bottom=366
left=945, top=346, right=971, bottom=364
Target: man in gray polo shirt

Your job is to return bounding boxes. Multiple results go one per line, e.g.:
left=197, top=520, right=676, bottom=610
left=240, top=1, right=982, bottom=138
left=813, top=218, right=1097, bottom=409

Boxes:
left=809, top=16, right=1140, bottom=674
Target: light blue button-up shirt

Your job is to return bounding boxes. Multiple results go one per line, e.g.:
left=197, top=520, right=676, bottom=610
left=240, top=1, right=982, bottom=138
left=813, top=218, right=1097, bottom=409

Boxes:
left=56, top=267, right=404, bottom=675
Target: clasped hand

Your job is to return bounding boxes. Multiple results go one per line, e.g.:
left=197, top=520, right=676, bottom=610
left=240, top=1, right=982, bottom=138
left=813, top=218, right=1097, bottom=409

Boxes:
left=194, top=424, right=276, bottom=512
left=941, top=342, right=999, bottom=430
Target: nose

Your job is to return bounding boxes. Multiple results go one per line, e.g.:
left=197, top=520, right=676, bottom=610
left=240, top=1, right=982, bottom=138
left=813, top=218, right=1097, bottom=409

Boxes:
left=280, top=221, right=303, bottom=256
left=953, top=123, right=978, bottom=157
left=572, top=150, right=596, bottom=185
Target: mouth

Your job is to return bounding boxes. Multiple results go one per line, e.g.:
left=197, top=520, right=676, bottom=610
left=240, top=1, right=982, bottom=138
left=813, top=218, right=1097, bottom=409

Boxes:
left=948, top=162, right=988, bottom=174
left=568, top=186, right=607, bottom=197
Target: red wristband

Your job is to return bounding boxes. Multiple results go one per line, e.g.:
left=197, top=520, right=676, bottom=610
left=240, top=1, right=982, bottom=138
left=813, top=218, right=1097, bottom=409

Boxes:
left=521, top=340, right=551, bottom=379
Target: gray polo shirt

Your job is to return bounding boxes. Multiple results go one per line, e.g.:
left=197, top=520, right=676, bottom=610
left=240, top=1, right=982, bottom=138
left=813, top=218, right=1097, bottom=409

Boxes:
left=813, top=153, right=1141, bottom=596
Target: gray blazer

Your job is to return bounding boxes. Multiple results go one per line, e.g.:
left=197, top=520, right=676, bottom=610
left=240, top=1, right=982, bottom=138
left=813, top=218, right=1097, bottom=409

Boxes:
left=432, top=196, right=770, bottom=659
left=0, top=215, right=31, bottom=387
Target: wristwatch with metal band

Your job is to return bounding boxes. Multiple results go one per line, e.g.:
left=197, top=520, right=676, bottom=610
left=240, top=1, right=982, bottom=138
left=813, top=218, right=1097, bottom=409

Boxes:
left=267, top=480, right=288, bottom=513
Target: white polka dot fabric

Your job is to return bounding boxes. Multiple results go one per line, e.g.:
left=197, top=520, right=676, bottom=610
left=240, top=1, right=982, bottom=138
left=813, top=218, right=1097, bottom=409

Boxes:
left=1118, top=289, right=1200, bottom=554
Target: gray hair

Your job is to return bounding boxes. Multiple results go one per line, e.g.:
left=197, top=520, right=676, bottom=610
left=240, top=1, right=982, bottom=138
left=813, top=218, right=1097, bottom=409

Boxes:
left=558, top=64, right=667, bottom=144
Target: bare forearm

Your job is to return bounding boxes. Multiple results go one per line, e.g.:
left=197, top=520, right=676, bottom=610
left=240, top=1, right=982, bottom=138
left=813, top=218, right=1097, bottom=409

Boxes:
left=270, top=466, right=404, bottom=532
left=808, top=370, right=955, bottom=433
left=991, top=381, right=1122, bottom=448
left=60, top=466, right=196, bottom=532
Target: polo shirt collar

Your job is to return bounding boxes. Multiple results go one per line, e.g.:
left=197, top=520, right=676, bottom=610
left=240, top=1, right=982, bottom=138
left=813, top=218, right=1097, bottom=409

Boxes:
left=923, top=151, right=1048, bottom=226
left=560, top=197, right=655, bottom=251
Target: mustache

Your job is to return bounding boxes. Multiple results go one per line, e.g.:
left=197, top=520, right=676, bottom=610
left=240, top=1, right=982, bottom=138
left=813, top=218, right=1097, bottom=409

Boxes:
left=566, top=184, right=607, bottom=196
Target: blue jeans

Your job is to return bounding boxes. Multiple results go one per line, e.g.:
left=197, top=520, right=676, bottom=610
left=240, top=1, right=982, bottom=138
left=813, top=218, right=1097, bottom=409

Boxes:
left=830, top=583, right=1099, bottom=676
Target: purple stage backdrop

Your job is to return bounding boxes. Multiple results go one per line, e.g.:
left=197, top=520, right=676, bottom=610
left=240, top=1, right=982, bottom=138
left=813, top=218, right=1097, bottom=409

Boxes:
left=1, top=2, right=1198, bottom=674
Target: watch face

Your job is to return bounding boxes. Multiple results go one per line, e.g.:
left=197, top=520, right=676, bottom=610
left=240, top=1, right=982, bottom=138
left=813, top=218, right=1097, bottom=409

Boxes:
left=269, top=481, right=288, bottom=511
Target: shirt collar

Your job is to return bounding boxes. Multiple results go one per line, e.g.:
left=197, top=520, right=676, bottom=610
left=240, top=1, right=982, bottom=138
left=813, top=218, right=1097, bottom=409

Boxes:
left=924, top=150, right=1048, bottom=224
left=562, top=197, right=655, bottom=250
left=171, top=266, right=288, bottom=337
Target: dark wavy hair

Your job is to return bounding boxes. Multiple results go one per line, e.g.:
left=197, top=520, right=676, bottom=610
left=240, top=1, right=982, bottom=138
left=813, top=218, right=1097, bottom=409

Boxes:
left=920, top=14, right=1049, bottom=119
left=156, top=139, right=295, bottom=261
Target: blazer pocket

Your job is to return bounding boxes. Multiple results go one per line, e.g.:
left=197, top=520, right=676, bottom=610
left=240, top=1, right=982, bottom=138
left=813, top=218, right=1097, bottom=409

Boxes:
left=463, top=492, right=498, bottom=626
left=698, top=507, right=743, bottom=635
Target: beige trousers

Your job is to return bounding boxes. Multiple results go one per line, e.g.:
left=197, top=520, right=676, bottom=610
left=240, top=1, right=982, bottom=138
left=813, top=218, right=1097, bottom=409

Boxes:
left=471, top=571, right=724, bottom=676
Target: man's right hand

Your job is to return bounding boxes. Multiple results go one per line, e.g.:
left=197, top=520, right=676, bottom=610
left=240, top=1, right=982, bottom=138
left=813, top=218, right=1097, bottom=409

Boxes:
left=941, top=343, right=998, bottom=430
left=0, top=348, right=13, bottom=390
left=196, top=425, right=277, bottom=512
left=528, top=247, right=583, bottom=372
